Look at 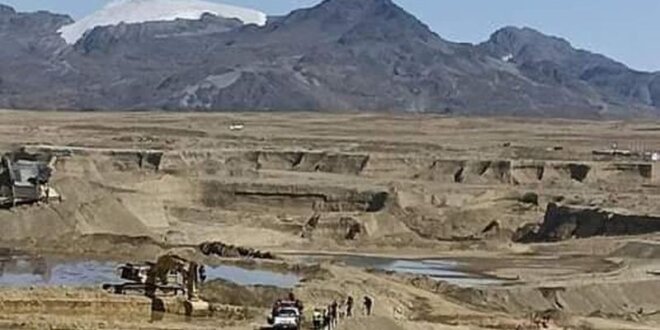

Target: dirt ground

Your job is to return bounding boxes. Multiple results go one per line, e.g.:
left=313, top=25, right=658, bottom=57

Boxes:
left=2, top=110, right=660, bottom=329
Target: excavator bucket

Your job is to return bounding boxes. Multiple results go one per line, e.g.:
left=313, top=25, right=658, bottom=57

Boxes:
left=184, top=300, right=211, bottom=317
left=156, top=297, right=211, bottom=317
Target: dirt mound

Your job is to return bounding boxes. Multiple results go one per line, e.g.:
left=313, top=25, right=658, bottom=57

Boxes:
left=390, top=189, right=538, bottom=242
left=200, top=241, right=276, bottom=259
left=27, top=233, right=168, bottom=259
left=511, top=161, right=591, bottom=184
left=594, top=163, right=652, bottom=184
left=516, top=203, right=660, bottom=243
left=300, top=214, right=369, bottom=242
left=0, top=176, right=156, bottom=243
left=610, top=241, right=660, bottom=259
left=0, top=150, right=196, bottom=252
left=0, top=206, right=75, bottom=242
left=511, top=161, right=545, bottom=184
left=201, top=279, right=289, bottom=308
left=442, top=279, right=660, bottom=318
left=460, top=160, right=513, bottom=184
left=0, top=287, right=152, bottom=318
left=413, top=159, right=464, bottom=182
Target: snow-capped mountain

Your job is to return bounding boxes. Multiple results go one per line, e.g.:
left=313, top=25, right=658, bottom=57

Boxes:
left=58, top=0, right=266, bottom=44
left=0, top=0, right=659, bottom=117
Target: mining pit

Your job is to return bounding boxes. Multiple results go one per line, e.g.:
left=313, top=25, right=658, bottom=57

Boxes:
left=2, top=111, right=660, bottom=329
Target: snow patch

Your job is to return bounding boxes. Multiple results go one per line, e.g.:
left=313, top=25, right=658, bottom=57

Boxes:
left=205, top=71, right=242, bottom=89
left=180, top=71, right=242, bottom=108
left=59, top=0, right=266, bottom=44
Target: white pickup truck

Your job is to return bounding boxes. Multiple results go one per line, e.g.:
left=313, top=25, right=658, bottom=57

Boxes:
left=271, top=306, right=301, bottom=330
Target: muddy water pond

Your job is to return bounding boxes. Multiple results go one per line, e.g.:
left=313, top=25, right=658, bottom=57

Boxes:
left=0, top=255, right=300, bottom=288
left=298, top=254, right=509, bottom=287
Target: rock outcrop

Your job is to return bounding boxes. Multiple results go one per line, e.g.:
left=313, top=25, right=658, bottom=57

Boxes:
left=516, top=203, right=660, bottom=242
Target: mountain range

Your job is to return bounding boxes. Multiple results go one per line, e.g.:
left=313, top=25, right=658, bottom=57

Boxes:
left=0, top=0, right=659, bottom=118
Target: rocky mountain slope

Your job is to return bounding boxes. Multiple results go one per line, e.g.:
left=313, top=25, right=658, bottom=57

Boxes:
left=0, top=0, right=658, bottom=118
left=480, top=27, right=660, bottom=112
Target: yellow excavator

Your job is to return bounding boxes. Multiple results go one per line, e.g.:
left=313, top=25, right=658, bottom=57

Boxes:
left=146, top=254, right=210, bottom=316
left=106, top=254, right=210, bottom=316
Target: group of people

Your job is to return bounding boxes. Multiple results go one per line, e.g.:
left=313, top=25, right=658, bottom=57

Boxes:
left=312, top=295, right=374, bottom=329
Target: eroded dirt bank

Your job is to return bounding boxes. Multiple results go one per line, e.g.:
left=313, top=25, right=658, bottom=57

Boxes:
left=516, top=203, right=660, bottom=242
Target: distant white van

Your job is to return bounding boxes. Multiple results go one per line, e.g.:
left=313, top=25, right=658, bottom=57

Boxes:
left=229, top=123, right=245, bottom=131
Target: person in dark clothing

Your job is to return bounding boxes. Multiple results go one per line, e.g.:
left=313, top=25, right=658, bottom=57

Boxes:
left=295, top=299, right=304, bottom=313
left=346, top=296, right=354, bottom=317
left=364, top=296, right=373, bottom=316
left=324, top=307, right=333, bottom=330
left=198, top=265, right=207, bottom=284
left=330, top=300, right=338, bottom=327
left=271, top=300, right=282, bottom=319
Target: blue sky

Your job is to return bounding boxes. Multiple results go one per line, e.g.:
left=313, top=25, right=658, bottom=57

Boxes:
left=4, top=0, right=659, bottom=72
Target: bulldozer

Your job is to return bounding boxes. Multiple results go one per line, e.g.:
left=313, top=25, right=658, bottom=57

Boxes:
left=104, top=254, right=209, bottom=316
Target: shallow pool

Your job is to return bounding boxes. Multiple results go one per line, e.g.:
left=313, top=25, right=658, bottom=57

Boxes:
left=300, top=254, right=508, bottom=287
left=0, top=256, right=300, bottom=288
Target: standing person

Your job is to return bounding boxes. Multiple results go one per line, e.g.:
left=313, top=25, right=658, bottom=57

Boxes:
left=272, top=300, right=281, bottom=319
left=198, top=265, right=207, bottom=284
left=363, top=296, right=373, bottom=316
left=346, top=296, right=354, bottom=317
left=325, top=306, right=333, bottom=330
left=330, top=300, right=339, bottom=327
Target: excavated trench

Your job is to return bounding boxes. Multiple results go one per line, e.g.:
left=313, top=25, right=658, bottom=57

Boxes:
left=200, top=181, right=389, bottom=213
left=161, top=150, right=370, bottom=176
left=155, top=152, right=654, bottom=188
left=256, top=150, right=370, bottom=175
left=412, top=159, right=512, bottom=184
left=23, top=145, right=164, bottom=171
left=28, top=145, right=655, bottom=188
left=388, top=157, right=654, bottom=186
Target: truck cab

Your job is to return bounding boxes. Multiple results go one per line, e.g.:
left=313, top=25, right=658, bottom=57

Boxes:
left=269, top=305, right=300, bottom=330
